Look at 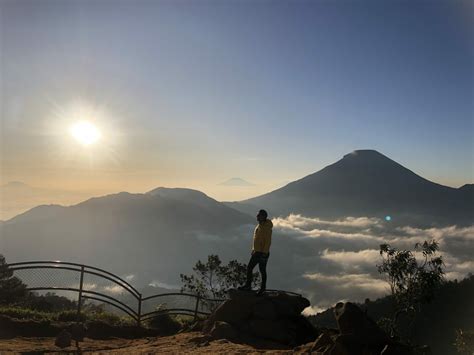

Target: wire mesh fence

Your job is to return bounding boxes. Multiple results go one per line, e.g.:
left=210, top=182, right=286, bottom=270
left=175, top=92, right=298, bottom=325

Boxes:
left=7, top=261, right=223, bottom=325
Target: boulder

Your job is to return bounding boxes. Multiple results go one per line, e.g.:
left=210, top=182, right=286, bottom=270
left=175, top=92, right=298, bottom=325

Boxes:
left=334, top=302, right=389, bottom=347
left=208, top=321, right=239, bottom=341
left=252, top=300, right=277, bottom=320
left=269, top=292, right=310, bottom=317
left=69, top=323, right=87, bottom=342
left=203, top=289, right=318, bottom=346
left=311, top=332, right=334, bottom=353
left=55, top=329, right=72, bottom=348
left=249, top=319, right=293, bottom=344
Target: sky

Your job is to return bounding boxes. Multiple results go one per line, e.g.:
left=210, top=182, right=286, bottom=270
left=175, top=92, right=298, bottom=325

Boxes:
left=1, top=0, right=473, bottom=202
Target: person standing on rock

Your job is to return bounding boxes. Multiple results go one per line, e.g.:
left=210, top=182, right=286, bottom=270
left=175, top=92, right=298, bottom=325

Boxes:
left=239, top=209, right=273, bottom=295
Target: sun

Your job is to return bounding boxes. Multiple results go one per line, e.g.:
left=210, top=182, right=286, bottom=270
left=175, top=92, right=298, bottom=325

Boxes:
left=69, top=121, right=101, bottom=146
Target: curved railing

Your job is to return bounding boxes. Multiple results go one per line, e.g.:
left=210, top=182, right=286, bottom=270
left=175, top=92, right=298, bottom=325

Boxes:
left=6, top=260, right=301, bottom=326
left=6, top=260, right=223, bottom=325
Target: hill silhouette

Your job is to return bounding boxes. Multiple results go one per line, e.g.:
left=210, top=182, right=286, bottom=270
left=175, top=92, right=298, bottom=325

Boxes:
left=232, top=150, right=473, bottom=226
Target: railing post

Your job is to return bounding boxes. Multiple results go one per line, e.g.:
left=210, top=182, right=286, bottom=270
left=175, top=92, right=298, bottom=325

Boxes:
left=193, top=295, right=200, bottom=322
left=76, top=265, right=85, bottom=322
left=137, top=293, right=142, bottom=327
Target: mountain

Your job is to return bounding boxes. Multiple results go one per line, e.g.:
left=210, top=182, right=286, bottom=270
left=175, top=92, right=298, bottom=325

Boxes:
left=0, top=188, right=254, bottom=284
left=218, top=178, right=255, bottom=186
left=234, top=150, right=473, bottom=226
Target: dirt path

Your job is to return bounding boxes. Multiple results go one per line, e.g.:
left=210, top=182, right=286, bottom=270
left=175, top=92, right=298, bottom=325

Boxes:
left=0, top=332, right=294, bottom=354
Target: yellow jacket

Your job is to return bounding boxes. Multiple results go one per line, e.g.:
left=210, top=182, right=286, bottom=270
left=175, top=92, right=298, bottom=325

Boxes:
left=252, top=219, right=273, bottom=253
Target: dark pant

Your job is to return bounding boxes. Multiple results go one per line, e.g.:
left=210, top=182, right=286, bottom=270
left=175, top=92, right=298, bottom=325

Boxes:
left=245, top=251, right=269, bottom=289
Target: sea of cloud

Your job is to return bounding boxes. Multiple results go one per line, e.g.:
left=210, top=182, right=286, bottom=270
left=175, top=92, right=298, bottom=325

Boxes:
left=264, top=214, right=474, bottom=314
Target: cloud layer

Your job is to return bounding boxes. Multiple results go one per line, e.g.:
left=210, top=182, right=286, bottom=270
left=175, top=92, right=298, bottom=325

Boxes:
left=267, top=214, right=474, bottom=312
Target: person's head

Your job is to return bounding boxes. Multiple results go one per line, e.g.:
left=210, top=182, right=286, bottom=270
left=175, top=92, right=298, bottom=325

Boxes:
left=257, top=209, right=268, bottom=223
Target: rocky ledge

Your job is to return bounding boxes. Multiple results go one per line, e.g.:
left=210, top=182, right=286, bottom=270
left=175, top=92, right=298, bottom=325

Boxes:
left=202, top=291, right=430, bottom=355
left=202, top=289, right=318, bottom=347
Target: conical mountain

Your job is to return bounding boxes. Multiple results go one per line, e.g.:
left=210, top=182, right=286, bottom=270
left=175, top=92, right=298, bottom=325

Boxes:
left=239, top=150, right=472, bottom=225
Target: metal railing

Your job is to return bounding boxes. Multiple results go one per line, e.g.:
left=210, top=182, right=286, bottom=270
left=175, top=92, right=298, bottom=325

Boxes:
left=7, top=260, right=224, bottom=326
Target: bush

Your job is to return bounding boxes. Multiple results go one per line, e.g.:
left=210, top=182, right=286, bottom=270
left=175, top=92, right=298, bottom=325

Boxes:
left=145, top=305, right=181, bottom=334
left=57, top=310, right=86, bottom=322
left=0, top=305, right=53, bottom=321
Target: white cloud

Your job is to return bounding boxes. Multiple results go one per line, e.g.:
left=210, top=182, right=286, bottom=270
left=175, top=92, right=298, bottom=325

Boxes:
left=302, top=305, right=326, bottom=316
left=103, top=285, right=124, bottom=294
left=124, top=274, right=135, bottom=281
left=273, top=214, right=382, bottom=230
left=320, top=249, right=381, bottom=271
left=149, top=280, right=180, bottom=290
left=303, top=272, right=388, bottom=294
left=268, top=214, right=474, bottom=310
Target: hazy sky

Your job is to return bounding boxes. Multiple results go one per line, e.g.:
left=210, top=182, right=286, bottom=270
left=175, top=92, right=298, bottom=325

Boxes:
left=1, top=0, right=472, bottom=200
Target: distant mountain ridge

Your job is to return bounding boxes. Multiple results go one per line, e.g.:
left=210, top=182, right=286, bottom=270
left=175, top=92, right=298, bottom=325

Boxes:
left=0, top=187, right=254, bottom=285
left=232, top=149, right=473, bottom=226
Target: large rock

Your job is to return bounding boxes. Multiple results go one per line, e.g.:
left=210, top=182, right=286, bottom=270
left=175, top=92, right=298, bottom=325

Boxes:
left=55, top=329, right=72, bottom=348
left=203, top=289, right=318, bottom=346
left=299, top=302, right=426, bottom=355
left=249, top=319, right=293, bottom=344
left=208, top=321, right=238, bottom=342
left=311, top=332, right=334, bottom=353
left=334, top=302, right=389, bottom=347
left=203, top=290, right=259, bottom=332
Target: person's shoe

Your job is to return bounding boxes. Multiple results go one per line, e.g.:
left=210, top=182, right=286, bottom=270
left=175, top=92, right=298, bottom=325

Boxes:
left=257, top=288, right=266, bottom=296
left=238, top=285, right=251, bottom=291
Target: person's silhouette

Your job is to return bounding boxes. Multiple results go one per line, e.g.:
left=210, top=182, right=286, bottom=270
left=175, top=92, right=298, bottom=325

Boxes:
left=239, top=209, right=273, bottom=295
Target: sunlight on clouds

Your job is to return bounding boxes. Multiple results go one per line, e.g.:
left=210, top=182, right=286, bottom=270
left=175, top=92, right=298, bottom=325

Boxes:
left=303, top=272, right=389, bottom=294
left=270, top=214, right=474, bottom=309
left=273, top=214, right=381, bottom=230
left=320, top=249, right=381, bottom=270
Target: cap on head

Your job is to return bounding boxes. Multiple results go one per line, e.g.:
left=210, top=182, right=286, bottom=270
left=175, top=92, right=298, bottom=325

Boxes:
left=257, top=209, right=268, bottom=219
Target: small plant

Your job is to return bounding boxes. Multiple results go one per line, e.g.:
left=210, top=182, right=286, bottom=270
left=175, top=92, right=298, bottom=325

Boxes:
left=0, top=305, right=54, bottom=321
left=146, top=304, right=181, bottom=334
left=180, top=254, right=260, bottom=299
left=57, top=310, right=87, bottom=322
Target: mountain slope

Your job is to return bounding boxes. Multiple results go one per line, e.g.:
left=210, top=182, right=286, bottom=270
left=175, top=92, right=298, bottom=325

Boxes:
left=238, top=150, right=473, bottom=226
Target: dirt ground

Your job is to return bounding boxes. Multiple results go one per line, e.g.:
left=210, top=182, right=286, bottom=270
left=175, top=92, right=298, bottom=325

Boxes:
left=0, top=332, right=295, bottom=354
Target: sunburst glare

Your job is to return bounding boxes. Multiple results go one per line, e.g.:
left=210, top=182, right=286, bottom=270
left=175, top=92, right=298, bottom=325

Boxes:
left=69, top=121, right=101, bottom=146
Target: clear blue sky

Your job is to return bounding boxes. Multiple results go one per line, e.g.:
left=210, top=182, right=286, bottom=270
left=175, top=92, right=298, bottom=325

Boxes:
left=1, top=0, right=472, bottom=199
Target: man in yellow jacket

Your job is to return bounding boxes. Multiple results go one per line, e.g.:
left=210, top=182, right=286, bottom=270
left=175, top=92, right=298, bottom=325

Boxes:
left=239, top=209, right=273, bottom=295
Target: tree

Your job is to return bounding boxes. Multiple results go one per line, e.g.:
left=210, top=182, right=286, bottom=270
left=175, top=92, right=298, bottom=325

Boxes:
left=0, top=254, right=29, bottom=304
left=180, top=254, right=260, bottom=301
left=377, top=240, right=445, bottom=340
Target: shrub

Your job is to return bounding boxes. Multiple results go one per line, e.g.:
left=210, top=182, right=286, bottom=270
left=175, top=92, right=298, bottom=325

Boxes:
left=145, top=305, right=181, bottom=334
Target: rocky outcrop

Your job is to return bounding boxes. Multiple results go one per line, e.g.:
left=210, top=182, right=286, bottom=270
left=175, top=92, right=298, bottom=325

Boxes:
left=295, top=302, right=429, bottom=355
left=203, top=289, right=319, bottom=346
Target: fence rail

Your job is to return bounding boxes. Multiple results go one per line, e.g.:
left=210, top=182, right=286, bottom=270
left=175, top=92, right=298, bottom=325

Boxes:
left=7, top=260, right=224, bottom=326
left=7, top=260, right=301, bottom=326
